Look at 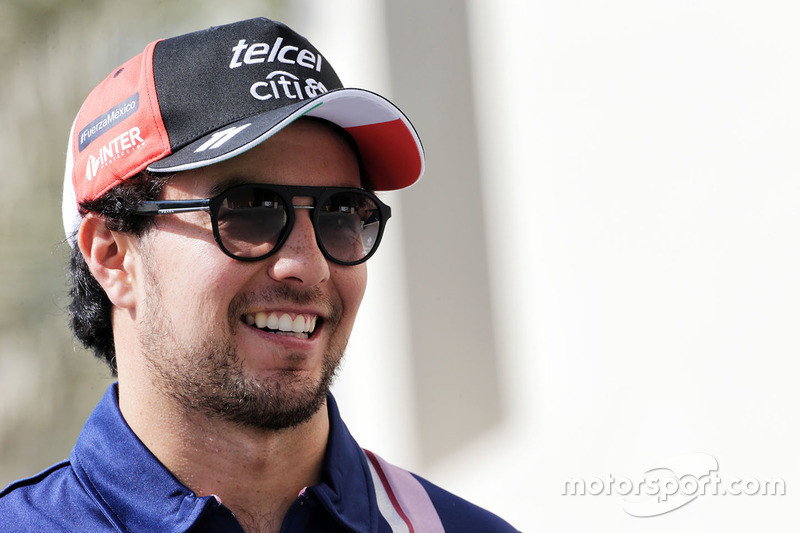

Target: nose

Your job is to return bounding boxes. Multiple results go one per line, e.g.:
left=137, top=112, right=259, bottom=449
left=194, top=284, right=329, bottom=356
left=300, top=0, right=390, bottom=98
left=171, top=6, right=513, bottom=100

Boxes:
left=268, top=207, right=330, bottom=287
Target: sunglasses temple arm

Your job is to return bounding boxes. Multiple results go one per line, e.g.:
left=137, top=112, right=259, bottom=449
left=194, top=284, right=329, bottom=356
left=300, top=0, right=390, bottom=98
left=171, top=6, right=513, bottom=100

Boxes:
left=136, top=200, right=211, bottom=216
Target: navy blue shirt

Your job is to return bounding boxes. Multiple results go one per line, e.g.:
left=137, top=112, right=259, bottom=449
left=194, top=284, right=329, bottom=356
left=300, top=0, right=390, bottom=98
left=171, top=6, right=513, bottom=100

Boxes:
left=0, top=384, right=517, bottom=532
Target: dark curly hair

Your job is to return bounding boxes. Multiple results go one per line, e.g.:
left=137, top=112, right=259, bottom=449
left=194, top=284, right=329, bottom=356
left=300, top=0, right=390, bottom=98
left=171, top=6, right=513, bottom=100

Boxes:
left=68, top=172, right=170, bottom=375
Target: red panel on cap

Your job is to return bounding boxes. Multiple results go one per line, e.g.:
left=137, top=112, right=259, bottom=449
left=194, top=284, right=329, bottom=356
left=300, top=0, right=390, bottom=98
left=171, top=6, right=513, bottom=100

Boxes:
left=71, top=41, right=172, bottom=205
left=345, top=119, right=422, bottom=191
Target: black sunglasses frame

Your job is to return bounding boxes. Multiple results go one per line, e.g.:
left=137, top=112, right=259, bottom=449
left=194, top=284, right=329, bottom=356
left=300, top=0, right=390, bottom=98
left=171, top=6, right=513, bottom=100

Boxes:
left=136, top=184, right=392, bottom=266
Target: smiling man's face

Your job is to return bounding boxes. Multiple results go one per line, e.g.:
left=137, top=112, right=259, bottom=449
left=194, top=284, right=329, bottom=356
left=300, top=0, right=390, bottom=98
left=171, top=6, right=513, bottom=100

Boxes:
left=130, top=119, right=367, bottom=430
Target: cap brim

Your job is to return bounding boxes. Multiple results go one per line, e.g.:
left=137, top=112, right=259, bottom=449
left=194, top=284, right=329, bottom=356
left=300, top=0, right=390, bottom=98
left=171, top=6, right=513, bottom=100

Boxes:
left=147, top=88, right=424, bottom=191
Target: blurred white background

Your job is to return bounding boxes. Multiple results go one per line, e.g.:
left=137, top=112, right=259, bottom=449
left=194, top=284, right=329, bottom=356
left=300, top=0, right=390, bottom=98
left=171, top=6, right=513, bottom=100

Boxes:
left=2, top=0, right=800, bottom=531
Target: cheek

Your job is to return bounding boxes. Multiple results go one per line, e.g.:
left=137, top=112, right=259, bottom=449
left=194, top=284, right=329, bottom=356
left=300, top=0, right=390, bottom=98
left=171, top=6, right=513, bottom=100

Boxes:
left=140, top=231, right=240, bottom=322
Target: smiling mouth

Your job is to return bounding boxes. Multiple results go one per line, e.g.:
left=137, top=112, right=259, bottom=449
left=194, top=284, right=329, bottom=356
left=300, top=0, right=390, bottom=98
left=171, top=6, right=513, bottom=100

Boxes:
left=242, top=311, right=319, bottom=340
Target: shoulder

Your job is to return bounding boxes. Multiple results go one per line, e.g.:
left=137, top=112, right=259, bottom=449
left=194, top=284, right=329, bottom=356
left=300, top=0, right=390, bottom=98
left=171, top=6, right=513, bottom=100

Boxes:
left=0, top=461, right=111, bottom=532
left=363, top=450, right=518, bottom=532
left=413, top=474, right=520, bottom=532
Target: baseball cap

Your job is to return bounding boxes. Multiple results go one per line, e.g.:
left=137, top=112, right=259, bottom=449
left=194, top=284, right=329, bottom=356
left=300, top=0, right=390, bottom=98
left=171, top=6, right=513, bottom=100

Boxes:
left=62, top=17, right=424, bottom=243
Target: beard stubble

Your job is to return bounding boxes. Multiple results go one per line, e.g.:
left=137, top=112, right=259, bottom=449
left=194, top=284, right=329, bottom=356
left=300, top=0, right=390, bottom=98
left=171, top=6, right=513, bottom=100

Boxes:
left=138, top=262, right=346, bottom=432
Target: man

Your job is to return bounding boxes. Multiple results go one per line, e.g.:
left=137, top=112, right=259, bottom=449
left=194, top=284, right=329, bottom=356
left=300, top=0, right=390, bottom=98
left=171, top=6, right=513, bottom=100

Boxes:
left=0, top=17, right=517, bottom=532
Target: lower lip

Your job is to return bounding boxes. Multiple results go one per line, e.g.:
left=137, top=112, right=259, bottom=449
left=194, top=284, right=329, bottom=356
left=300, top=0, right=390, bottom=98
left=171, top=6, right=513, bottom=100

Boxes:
left=240, top=321, right=318, bottom=347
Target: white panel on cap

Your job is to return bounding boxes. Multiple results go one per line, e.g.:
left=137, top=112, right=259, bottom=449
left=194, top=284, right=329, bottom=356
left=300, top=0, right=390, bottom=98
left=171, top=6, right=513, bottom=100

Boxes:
left=62, top=115, right=81, bottom=248
left=305, top=90, right=399, bottom=128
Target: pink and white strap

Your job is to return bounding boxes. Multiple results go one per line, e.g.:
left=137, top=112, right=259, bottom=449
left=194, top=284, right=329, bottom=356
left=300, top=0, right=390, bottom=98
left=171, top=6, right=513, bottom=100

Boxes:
left=364, top=449, right=445, bottom=533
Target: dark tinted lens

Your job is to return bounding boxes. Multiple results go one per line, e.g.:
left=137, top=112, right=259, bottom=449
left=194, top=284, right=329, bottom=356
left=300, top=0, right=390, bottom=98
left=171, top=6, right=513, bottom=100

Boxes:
left=318, top=191, right=382, bottom=263
left=216, top=187, right=287, bottom=258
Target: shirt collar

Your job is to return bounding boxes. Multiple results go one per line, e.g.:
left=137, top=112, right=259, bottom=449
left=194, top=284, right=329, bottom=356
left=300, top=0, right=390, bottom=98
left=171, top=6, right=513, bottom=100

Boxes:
left=311, top=393, right=380, bottom=531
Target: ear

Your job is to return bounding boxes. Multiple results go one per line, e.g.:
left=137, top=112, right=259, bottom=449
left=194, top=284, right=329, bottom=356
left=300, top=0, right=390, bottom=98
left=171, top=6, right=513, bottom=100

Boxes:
left=77, top=214, right=140, bottom=311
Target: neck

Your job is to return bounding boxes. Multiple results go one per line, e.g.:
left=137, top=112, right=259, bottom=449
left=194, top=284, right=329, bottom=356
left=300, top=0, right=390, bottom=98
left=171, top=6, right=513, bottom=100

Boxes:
left=117, top=377, right=330, bottom=533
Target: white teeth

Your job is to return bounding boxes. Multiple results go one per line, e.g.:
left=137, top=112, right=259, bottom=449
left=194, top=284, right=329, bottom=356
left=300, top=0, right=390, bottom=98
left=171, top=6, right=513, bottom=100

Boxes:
left=244, top=311, right=318, bottom=335
left=279, top=314, right=293, bottom=331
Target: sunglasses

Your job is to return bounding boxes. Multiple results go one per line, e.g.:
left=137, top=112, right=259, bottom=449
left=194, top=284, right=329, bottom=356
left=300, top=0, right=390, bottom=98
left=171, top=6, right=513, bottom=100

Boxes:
left=136, top=184, right=391, bottom=265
